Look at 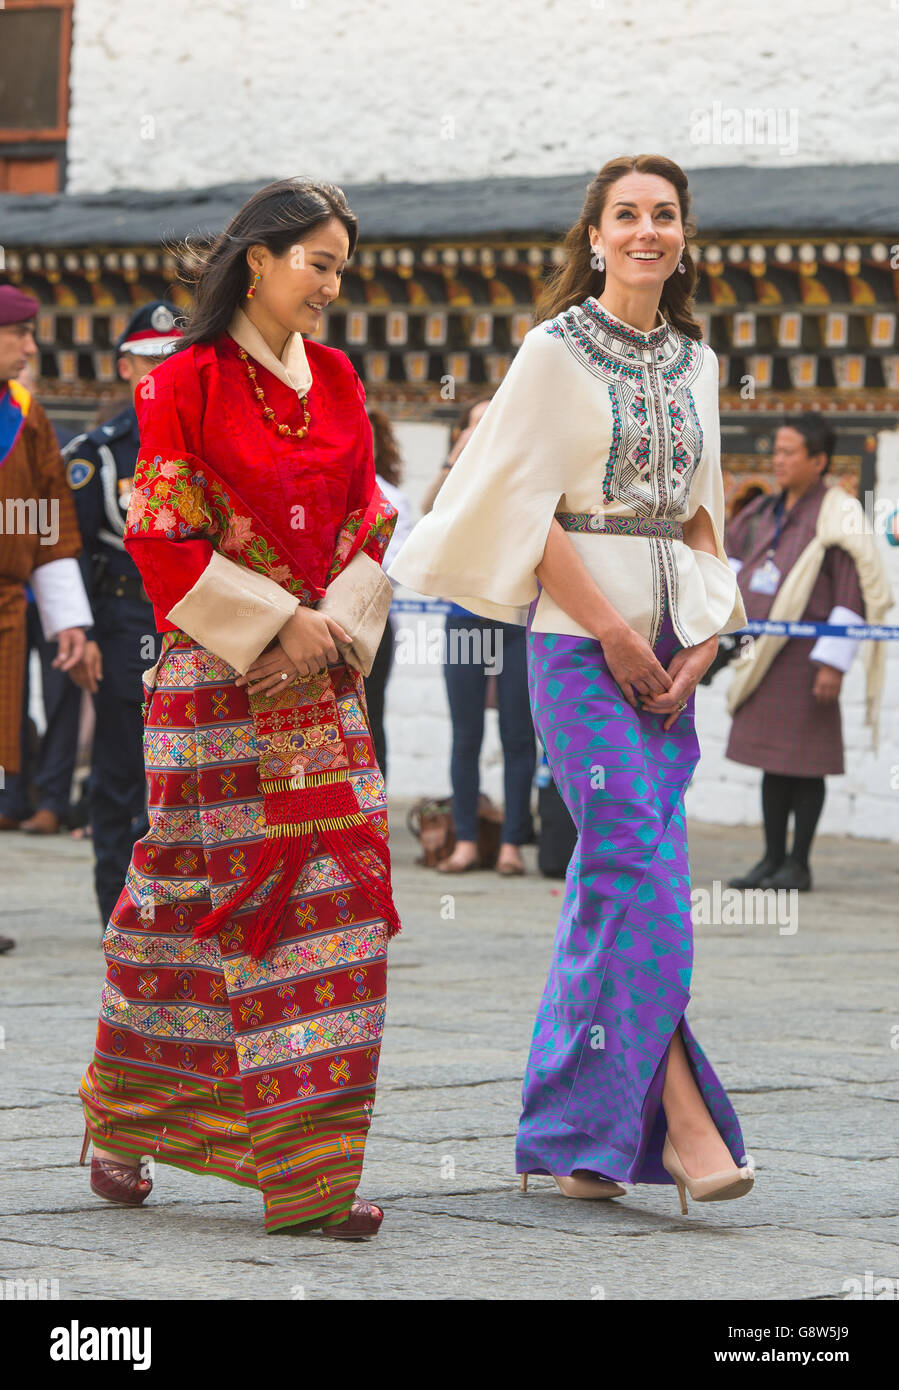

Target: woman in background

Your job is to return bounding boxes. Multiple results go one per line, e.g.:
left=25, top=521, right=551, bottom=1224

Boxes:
left=423, top=399, right=536, bottom=876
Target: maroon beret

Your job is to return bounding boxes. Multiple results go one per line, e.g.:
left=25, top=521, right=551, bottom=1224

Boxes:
left=0, top=284, right=40, bottom=326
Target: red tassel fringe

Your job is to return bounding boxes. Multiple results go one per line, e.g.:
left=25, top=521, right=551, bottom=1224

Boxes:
left=319, top=818, right=403, bottom=942
left=192, top=815, right=401, bottom=962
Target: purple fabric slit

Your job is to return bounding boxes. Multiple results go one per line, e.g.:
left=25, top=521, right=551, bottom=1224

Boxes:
left=517, top=586, right=747, bottom=1184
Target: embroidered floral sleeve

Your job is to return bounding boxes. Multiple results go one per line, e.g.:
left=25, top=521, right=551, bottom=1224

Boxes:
left=126, top=448, right=318, bottom=606
left=126, top=453, right=213, bottom=540
left=327, top=487, right=398, bottom=584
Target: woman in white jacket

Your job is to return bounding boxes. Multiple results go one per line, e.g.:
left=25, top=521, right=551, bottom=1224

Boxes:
left=389, top=154, right=756, bottom=1215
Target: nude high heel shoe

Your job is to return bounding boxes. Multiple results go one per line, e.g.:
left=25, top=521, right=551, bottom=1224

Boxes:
left=519, top=1172, right=626, bottom=1199
left=661, top=1135, right=754, bottom=1215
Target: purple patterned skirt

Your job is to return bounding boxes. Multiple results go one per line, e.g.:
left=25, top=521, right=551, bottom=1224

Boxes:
left=517, top=588, right=747, bottom=1185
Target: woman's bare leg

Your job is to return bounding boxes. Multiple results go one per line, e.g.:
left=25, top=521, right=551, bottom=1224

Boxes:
left=661, top=1024, right=740, bottom=1176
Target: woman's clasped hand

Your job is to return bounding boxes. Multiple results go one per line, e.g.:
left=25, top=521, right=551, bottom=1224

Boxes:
left=639, top=634, right=720, bottom=729
left=601, top=620, right=719, bottom=729
left=235, top=608, right=353, bottom=696
left=600, top=620, right=673, bottom=708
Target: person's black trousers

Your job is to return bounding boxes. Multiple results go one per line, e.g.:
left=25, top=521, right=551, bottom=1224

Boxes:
left=362, top=619, right=396, bottom=784
left=89, top=594, right=155, bottom=924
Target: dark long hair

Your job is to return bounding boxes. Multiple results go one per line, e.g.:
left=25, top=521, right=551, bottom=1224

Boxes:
left=170, top=178, right=358, bottom=352
left=367, top=407, right=403, bottom=486
left=534, top=154, right=703, bottom=340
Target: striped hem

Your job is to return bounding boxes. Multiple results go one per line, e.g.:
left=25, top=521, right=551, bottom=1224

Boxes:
left=80, top=1121, right=359, bottom=1228
left=264, top=1184, right=355, bottom=1232
left=80, top=1059, right=375, bottom=1232
left=81, top=1122, right=261, bottom=1191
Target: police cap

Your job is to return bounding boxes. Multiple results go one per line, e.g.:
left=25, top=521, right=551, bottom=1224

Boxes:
left=116, top=300, right=184, bottom=357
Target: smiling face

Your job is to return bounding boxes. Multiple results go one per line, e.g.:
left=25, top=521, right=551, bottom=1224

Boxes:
left=588, top=172, right=685, bottom=293
left=246, top=216, right=350, bottom=340
left=0, top=320, right=37, bottom=383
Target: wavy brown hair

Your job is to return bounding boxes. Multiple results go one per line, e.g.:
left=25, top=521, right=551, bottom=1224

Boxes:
left=534, top=154, right=703, bottom=340
left=169, top=178, right=359, bottom=352
left=367, top=408, right=403, bottom=487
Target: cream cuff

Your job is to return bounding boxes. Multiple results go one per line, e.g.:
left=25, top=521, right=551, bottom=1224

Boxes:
left=809, top=604, right=864, bottom=673
left=30, top=557, right=93, bottom=640
left=316, top=550, right=393, bottom=677
left=166, top=549, right=299, bottom=674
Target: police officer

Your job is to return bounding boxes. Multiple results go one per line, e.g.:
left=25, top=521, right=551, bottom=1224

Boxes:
left=63, top=302, right=182, bottom=925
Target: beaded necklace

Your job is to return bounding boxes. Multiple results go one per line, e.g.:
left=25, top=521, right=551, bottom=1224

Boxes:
left=238, top=347, right=311, bottom=439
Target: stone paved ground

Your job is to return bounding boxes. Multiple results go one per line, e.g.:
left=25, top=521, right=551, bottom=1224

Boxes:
left=1, top=803, right=897, bottom=1301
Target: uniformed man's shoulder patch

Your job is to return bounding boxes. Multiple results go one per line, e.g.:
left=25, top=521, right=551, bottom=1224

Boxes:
left=61, top=431, right=89, bottom=459
left=67, top=457, right=95, bottom=489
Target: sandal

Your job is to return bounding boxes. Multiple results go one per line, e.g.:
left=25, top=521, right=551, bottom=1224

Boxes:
left=80, top=1127, right=152, bottom=1206
left=318, top=1197, right=384, bottom=1240
left=436, top=850, right=481, bottom=873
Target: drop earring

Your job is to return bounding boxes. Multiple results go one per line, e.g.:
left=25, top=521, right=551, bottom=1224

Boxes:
left=677, top=248, right=687, bottom=274
left=591, top=245, right=605, bottom=272
left=246, top=271, right=261, bottom=299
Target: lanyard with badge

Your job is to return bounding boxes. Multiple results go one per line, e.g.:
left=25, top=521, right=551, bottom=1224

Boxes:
left=748, top=497, right=786, bottom=595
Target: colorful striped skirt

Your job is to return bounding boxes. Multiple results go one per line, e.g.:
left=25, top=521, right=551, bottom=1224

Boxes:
left=79, top=634, right=389, bottom=1232
left=516, top=588, right=747, bottom=1185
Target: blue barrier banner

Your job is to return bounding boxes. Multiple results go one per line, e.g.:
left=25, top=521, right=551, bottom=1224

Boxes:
left=734, top=620, right=899, bottom=641
left=391, top=598, right=453, bottom=614
left=389, top=599, right=899, bottom=641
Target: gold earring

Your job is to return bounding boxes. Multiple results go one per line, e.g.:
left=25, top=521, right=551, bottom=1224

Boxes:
left=246, top=271, right=261, bottom=300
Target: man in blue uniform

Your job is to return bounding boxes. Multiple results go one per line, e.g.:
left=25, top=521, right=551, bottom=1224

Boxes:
left=64, top=302, right=182, bottom=924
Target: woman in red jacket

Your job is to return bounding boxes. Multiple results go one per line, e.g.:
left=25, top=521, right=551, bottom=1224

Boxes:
left=77, top=178, right=400, bottom=1239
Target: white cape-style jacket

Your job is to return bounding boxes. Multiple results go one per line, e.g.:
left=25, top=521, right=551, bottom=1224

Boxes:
left=387, top=296, right=747, bottom=647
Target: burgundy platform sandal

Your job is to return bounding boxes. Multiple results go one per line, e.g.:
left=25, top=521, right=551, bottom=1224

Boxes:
left=80, top=1127, right=153, bottom=1206
left=318, top=1196, right=384, bottom=1240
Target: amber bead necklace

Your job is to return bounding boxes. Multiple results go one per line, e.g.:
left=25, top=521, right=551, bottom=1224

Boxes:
left=238, top=348, right=311, bottom=439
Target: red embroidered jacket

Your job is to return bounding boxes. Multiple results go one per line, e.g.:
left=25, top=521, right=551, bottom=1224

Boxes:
left=125, top=333, right=393, bottom=631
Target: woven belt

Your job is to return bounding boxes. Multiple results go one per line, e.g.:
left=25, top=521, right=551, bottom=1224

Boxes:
left=555, top=511, right=684, bottom=541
